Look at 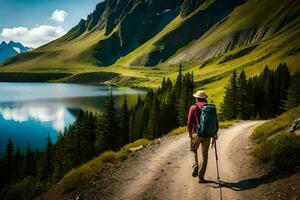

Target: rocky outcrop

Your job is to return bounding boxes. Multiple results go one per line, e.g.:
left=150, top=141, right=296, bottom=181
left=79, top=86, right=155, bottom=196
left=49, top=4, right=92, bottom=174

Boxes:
left=168, top=0, right=300, bottom=65
left=180, top=0, right=205, bottom=17
left=86, top=2, right=106, bottom=31
left=131, top=0, right=246, bottom=66
left=85, top=0, right=182, bottom=66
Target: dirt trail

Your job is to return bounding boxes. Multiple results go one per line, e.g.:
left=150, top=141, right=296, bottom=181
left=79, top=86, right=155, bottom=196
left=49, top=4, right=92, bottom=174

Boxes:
left=42, top=121, right=300, bottom=200
left=117, top=121, right=264, bottom=200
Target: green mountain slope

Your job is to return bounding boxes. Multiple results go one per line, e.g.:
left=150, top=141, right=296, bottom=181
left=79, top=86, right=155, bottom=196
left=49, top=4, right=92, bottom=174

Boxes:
left=0, top=0, right=299, bottom=107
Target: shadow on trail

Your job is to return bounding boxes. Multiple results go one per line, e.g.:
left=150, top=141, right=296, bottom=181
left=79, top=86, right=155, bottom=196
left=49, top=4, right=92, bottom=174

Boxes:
left=206, top=170, right=293, bottom=191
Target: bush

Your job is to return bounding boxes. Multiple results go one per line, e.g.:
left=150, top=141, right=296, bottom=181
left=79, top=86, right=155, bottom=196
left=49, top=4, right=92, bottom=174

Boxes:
left=62, top=139, right=152, bottom=192
left=62, top=168, right=85, bottom=192
left=252, top=132, right=300, bottom=169
left=0, top=176, right=47, bottom=200
left=99, top=151, right=118, bottom=163
left=251, top=106, right=300, bottom=169
left=251, top=106, right=300, bottom=142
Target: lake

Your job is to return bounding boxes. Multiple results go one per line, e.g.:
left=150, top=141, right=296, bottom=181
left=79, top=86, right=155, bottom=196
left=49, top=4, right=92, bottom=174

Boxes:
left=0, top=83, right=146, bottom=155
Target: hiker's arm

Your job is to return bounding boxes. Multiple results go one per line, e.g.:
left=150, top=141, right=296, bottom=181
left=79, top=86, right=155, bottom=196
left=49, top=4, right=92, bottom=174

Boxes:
left=187, top=106, right=195, bottom=138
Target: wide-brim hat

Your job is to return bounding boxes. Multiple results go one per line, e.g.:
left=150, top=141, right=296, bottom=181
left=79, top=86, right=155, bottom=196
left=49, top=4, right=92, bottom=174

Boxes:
left=193, top=91, right=207, bottom=98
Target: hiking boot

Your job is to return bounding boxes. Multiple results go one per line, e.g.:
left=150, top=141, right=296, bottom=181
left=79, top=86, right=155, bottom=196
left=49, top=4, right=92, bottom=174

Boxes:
left=199, top=177, right=207, bottom=183
left=192, top=166, right=199, bottom=177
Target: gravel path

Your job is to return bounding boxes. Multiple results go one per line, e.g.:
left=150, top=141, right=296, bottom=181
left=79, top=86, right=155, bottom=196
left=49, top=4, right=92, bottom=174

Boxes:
left=40, top=121, right=300, bottom=200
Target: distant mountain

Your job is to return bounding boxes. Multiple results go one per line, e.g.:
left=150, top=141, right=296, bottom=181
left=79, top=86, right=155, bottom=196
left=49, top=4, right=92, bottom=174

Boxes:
left=0, top=41, right=32, bottom=62
left=0, top=0, right=299, bottom=106
left=2, top=0, right=299, bottom=69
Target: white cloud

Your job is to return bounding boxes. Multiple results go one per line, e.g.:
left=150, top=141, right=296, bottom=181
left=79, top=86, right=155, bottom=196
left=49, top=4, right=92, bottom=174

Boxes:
left=51, top=9, right=68, bottom=22
left=1, top=25, right=66, bottom=47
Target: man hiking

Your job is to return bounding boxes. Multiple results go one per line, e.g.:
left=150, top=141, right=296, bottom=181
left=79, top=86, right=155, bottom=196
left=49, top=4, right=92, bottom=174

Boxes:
left=187, top=91, right=219, bottom=183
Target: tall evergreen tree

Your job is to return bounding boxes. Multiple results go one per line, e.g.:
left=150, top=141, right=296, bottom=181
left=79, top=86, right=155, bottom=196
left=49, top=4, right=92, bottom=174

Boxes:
left=12, top=148, right=23, bottom=182
left=82, top=112, right=96, bottom=161
left=147, top=96, right=161, bottom=139
left=221, top=69, right=238, bottom=120
left=3, top=139, right=14, bottom=185
left=95, top=114, right=105, bottom=153
left=178, top=72, right=194, bottom=125
left=261, top=66, right=275, bottom=118
left=25, top=144, right=35, bottom=176
left=285, top=72, right=300, bottom=110
left=120, top=97, right=130, bottom=146
left=274, top=63, right=291, bottom=113
left=102, top=90, right=122, bottom=151
left=40, top=135, right=54, bottom=180
left=237, top=71, right=252, bottom=119
left=174, top=64, right=183, bottom=100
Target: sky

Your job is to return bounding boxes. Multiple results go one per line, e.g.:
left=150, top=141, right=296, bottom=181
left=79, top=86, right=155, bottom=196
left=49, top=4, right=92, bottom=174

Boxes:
left=0, top=0, right=102, bottom=48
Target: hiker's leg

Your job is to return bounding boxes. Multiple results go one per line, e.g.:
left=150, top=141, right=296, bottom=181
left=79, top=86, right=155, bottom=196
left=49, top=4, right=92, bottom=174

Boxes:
left=192, top=150, right=198, bottom=168
left=190, top=133, right=201, bottom=177
left=199, top=138, right=211, bottom=179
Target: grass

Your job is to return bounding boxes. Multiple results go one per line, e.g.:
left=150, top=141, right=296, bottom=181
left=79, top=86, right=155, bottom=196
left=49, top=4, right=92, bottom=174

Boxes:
left=251, top=106, right=300, bottom=142
left=56, top=72, right=119, bottom=84
left=252, top=131, right=300, bottom=169
left=251, top=106, right=300, bottom=169
left=166, top=127, right=187, bottom=136
left=219, top=120, right=241, bottom=129
left=62, top=139, right=152, bottom=192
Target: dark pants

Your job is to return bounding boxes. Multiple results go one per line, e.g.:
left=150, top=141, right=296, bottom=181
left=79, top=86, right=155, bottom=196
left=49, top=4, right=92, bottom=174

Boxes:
left=190, top=133, right=211, bottom=179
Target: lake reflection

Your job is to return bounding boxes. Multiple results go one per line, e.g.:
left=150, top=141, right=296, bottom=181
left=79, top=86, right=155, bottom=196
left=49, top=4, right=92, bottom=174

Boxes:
left=0, top=83, right=146, bottom=154
left=0, top=105, right=69, bottom=132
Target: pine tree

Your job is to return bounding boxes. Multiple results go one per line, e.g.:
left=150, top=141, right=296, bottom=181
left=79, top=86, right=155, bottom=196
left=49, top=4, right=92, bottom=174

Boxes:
left=25, top=144, right=35, bottom=176
left=160, top=81, right=178, bottom=134
left=147, top=96, right=161, bottom=139
left=40, top=134, right=54, bottom=180
left=274, top=63, right=291, bottom=113
left=178, top=72, right=194, bottom=125
left=72, top=110, right=84, bottom=165
left=12, top=148, right=23, bottom=182
left=285, top=72, right=300, bottom=110
left=237, top=71, right=252, bottom=119
left=261, top=66, right=275, bottom=118
left=95, top=114, right=105, bottom=153
left=245, top=77, right=256, bottom=118
left=120, top=97, right=130, bottom=146
left=3, top=139, right=14, bottom=185
left=52, top=134, right=66, bottom=182
left=221, top=69, right=238, bottom=120
left=130, top=102, right=147, bottom=141
left=174, top=64, right=183, bottom=100
left=82, top=112, right=96, bottom=161
left=174, top=64, right=183, bottom=125
left=102, top=90, right=122, bottom=151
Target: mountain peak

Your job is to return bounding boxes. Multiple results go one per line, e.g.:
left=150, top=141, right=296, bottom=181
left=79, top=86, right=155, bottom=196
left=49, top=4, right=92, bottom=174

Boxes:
left=0, top=41, right=32, bottom=62
left=0, top=41, right=7, bottom=47
left=8, top=41, right=15, bottom=45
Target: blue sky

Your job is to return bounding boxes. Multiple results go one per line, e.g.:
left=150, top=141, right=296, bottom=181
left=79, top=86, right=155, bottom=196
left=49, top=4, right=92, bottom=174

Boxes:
left=0, top=0, right=102, bottom=47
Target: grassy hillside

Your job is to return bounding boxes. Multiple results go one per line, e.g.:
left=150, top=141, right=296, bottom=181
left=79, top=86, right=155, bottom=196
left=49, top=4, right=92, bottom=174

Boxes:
left=0, top=0, right=299, bottom=108
left=251, top=106, right=300, bottom=169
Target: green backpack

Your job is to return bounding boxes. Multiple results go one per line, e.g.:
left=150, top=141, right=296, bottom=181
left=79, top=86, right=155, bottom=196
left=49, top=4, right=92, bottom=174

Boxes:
left=195, top=103, right=219, bottom=137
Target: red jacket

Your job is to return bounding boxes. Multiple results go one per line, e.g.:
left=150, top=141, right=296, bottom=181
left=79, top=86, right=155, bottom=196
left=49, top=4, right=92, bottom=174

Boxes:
left=187, top=101, right=207, bottom=134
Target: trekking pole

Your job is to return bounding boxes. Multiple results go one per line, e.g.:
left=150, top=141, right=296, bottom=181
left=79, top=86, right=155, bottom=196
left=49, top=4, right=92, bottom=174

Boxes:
left=214, top=140, right=223, bottom=200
